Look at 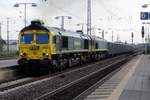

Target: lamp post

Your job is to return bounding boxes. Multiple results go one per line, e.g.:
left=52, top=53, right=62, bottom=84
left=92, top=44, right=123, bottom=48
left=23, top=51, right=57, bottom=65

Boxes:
left=55, top=16, right=72, bottom=30
left=97, top=28, right=106, bottom=39
left=77, top=23, right=87, bottom=33
left=90, top=27, right=101, bottom=36
left=14, top=3, right=37, bottom=27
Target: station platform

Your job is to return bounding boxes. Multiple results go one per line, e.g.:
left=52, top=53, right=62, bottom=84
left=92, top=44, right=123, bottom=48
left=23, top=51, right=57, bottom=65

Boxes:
left=118, top=54, right=150, bottom=100
left=83, top=54, right=150, bottom=100
left=0, top=59, right=17, bottom=68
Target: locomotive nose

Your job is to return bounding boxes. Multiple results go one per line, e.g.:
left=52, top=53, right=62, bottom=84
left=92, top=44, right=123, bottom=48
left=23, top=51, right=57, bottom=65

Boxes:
left=27, top=45, right=50, bottom=60
left=28, top=45, right=41, bottom=59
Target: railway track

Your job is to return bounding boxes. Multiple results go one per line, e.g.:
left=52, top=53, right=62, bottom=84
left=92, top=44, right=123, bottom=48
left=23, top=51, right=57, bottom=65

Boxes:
left=36, top=54, right=135, bottom=100
left=0, top=53, right=136, bottom=100
left=0, top=54, right=127, bottom=91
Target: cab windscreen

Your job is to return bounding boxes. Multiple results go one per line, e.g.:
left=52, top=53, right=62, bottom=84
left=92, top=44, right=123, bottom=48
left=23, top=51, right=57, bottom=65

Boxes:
left=36, top=34, right=49, bottom=44
left=21, top=34, right=33, bottom=44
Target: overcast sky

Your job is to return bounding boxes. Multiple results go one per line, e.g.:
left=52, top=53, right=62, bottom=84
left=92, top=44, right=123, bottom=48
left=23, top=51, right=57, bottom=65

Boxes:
left=0, top=0, right=149, bottom=43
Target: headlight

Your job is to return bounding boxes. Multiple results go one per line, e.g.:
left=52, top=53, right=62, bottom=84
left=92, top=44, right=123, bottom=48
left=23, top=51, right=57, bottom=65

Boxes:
left=43, top=53, right=49, bottom=57
left=20, top=53, right=23, bottom=56
left=20, top=52, right=26, bottom=57
left=45, top=53, right=49, bottom=56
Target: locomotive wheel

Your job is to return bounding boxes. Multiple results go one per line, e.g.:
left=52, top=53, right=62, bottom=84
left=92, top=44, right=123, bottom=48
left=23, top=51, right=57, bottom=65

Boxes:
left=59, top=58, right=68, bottom=71
left=50, top=60, right=65, bottom=72
left=57, top=60, right=66, bottom=71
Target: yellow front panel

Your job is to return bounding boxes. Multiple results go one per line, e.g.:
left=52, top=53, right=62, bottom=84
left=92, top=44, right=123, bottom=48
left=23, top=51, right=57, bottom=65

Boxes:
left=18, top=31, right=52, bottom=60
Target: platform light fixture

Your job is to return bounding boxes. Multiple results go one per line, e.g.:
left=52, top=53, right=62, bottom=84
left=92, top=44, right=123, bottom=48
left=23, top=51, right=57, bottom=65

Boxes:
left=14, top=3, right=37, bottom=27
left=55, top=16, right=72, bottom=30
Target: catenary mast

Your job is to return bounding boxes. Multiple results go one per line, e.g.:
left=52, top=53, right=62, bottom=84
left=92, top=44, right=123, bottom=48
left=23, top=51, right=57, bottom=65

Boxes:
left=87, top=0, right=91, bottom=35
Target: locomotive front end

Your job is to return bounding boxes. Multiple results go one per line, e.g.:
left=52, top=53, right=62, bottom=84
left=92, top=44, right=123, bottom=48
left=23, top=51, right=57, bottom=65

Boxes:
left=18, top=20, right=51, bottom=66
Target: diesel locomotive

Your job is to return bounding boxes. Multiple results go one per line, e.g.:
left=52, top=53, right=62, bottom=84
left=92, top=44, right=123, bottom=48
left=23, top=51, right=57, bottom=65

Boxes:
left=18, top=20, right=134, bottom=73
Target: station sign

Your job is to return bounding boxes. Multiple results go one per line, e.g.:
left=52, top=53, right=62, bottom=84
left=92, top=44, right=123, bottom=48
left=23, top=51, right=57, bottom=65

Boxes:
left=140, top=12, right=150, bottom=20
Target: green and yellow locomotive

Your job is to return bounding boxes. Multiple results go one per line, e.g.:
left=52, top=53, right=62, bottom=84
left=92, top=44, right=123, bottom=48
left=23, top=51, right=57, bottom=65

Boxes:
left=18, top=20, right=108, bottom=72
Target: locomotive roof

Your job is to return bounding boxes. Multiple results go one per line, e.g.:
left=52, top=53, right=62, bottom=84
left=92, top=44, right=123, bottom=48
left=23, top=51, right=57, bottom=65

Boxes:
left=20, top=23, right=49, bottom=32
left=20, top=20, right=107, bottom=41
left=47, top=27, right=107, bottom=41
left=46, top=27, right=81, bottom=38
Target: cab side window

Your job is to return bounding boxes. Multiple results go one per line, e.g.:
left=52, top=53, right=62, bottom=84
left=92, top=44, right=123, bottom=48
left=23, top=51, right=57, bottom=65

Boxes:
left=95, top=42, right=98, bottom=49
left=62, top=36, right=68, bottom=49
left=84, top=39, right=89, bottom=49
left=53, top=36, right=56, bottom=44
